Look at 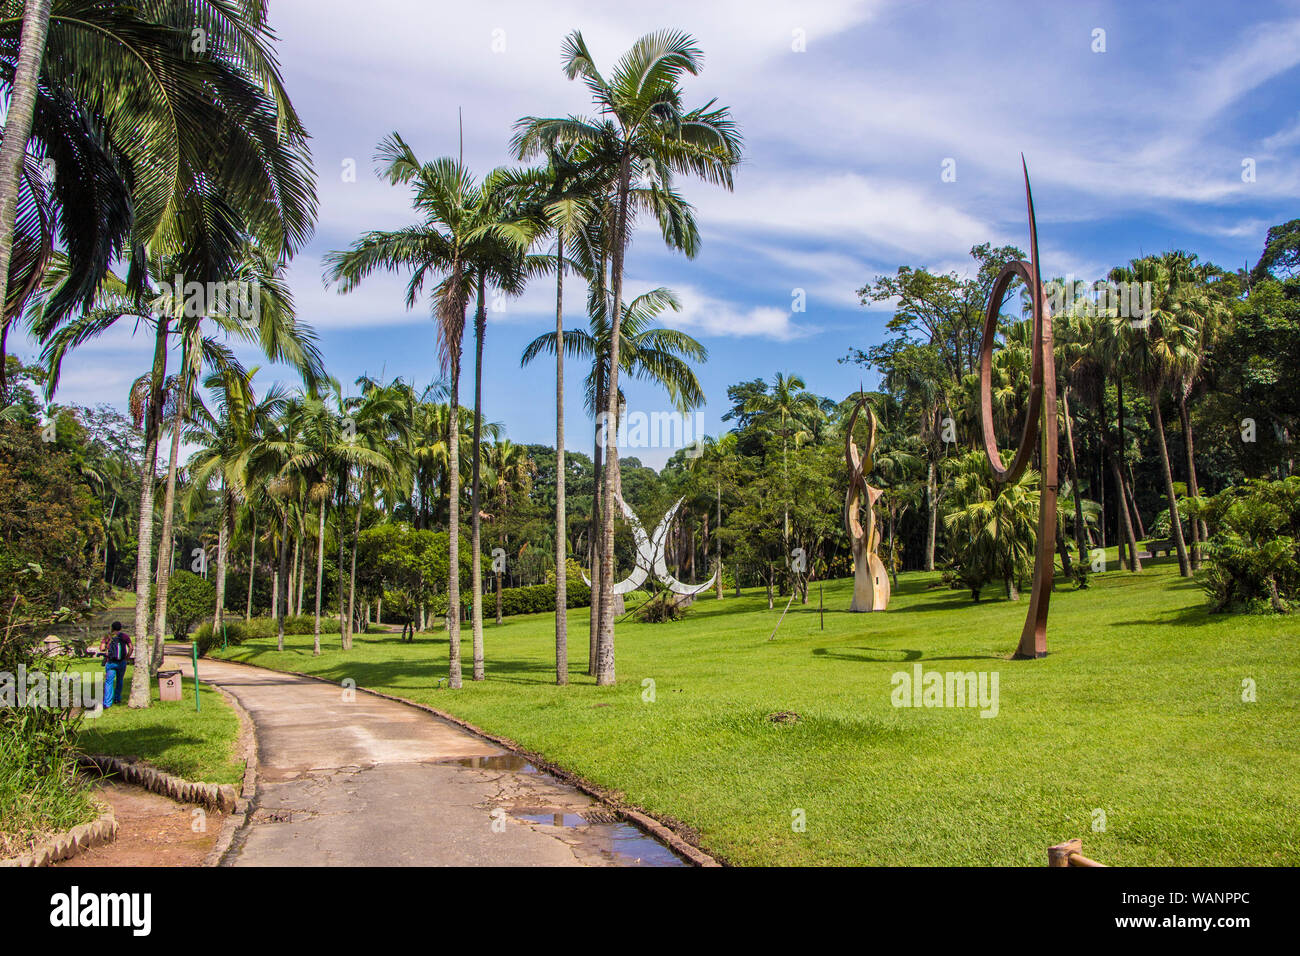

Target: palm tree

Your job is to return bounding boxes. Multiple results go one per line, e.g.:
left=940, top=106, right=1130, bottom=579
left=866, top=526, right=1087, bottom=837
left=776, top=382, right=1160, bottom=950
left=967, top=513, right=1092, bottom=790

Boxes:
left=522, top=284, right=707, bottom=668
left=1, top=0, right=317, bottom=389
left=275, top=393, right=391, bottom=655
left=515, top=29, right=741, bottom=685
left=745, top=372, right=823, bottom=575
left=0, top=0, right=54, bottom=372
left=461, top=174, right=539, bottom=682
left=502, top=147, right=601, bottom=684
left=1109, top=254, right=1201, bottom=577
left=185, top=367, right=287, bottom=638
left=339, top=379, right=409, bottom=648
left=326, top=135, right=529, bottom=688
left=484, top=439, right=536, bottom=624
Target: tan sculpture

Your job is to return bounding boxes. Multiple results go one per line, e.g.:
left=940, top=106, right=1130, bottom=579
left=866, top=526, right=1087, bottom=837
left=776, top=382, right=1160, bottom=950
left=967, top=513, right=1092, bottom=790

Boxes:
left=845, top=397, right=890, bottom=612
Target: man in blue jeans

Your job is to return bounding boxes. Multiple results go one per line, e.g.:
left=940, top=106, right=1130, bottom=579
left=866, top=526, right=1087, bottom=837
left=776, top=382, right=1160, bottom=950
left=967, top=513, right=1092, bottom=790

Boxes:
left=98, top=622, right=133, bottom=708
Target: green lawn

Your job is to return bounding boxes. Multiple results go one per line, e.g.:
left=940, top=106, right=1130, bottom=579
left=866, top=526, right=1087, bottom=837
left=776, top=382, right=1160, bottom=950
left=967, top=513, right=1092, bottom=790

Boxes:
left=76, top=666, right=245, bottom=786
left=211, top=556, right=1298, bottom=866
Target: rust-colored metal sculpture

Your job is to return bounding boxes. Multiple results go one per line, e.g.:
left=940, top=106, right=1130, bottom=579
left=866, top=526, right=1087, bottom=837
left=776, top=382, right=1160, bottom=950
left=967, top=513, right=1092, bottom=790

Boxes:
left=979, top=159, right=1057, bottom=659
left=845, top=397, right=890, bottom=612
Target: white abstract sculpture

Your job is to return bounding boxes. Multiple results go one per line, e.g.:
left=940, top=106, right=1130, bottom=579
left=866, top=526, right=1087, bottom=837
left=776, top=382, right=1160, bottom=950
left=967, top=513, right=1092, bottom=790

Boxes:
left=583, top=494, right=717, bottom=597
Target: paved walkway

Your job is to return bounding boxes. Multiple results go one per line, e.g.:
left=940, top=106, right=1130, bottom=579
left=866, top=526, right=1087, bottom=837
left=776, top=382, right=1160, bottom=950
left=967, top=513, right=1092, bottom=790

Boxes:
left=167, top=652, right=682, bottom=867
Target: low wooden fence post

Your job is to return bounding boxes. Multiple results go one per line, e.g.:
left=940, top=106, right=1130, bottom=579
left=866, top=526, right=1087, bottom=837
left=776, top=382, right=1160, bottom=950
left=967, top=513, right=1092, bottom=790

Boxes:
left=1047, top=838, right=1105, bottom=867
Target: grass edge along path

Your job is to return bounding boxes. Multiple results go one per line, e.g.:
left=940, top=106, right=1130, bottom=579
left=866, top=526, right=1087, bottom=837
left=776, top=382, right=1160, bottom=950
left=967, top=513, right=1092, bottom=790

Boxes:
left=76, top=666, right=244, bottom=787
left=211, top=559, right=1299, bottom=866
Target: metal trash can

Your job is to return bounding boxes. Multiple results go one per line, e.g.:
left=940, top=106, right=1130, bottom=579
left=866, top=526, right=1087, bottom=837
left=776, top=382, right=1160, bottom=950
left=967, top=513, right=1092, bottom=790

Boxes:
left=158, top=669, right=183, bottom=702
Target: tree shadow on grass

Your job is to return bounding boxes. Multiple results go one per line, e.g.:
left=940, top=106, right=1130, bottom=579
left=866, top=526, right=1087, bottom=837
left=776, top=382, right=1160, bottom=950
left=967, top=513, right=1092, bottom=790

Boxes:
left=811, top=646, right=1005, bottom=664
left=76, top=725, right=206, bottom=768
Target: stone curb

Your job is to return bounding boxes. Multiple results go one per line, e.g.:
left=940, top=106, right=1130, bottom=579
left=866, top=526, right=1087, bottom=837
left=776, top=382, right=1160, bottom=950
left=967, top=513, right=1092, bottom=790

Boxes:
left=77, top=754, right=239, bottom=815
left=209, top=653, right=724, bottom=867
left=0, top=801, right=118, bottom=867
left=200, top=681, right=259, bottom=867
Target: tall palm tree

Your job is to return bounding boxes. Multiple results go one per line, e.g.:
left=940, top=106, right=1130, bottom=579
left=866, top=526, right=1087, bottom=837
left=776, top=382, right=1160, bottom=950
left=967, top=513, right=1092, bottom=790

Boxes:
left=515, top=29, right=741, bottom=685
left=502, top=147, right=601, bottom=684
left=1109, top=254, right=1200, bottom=577
left=339, top=379, right=409, bottom=648
left=185, top=367, right=287, bottom=637
left=275, top=393, right=391, bottom=656
left=326, top=135, right=529, bottom=687
left=1, top=0, right=317, bottom=388
left=745, top=372, right=822, bottom=570
left=522, top=283, right=707, bottom=654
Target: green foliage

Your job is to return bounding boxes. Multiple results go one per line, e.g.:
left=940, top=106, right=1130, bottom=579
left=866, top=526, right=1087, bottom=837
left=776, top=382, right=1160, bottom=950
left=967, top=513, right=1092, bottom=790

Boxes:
left=941, top=450, right=1039, bottom=600
left=194, top=614, right=343, bottom=654
left=497, top=581, right=591, bottom=617
left=161, top=571, right=215, bottom=640
left=1191, top=478, right=1300, bottom=613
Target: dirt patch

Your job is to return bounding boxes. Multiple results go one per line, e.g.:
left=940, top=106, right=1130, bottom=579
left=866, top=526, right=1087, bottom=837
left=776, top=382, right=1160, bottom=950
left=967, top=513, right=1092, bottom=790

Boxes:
left=56, top=781, right=225, bottom=867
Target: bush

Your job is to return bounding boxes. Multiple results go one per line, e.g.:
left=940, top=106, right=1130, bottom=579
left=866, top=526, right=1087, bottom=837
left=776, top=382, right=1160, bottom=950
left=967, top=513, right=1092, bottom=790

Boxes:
left=1192, top=478, right=1300, bottom=613
left=495, top=580, right=591, bottom=617
left=163, top=571, right=215, bottom=639
left=638, top=593, right=683, bottom=623
left=195, top=614, right=344, bottom=654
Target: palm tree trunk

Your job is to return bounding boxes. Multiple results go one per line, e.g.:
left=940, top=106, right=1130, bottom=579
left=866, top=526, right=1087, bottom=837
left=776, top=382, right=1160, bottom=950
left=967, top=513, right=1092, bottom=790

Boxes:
left=595, top=158, right=633, bottom=686
left=470, top=277, right=486, bottom=681
left=1063, top=387, right=1089, bottom=576
left=152, top=386, right=188, bottom=672
left=554, top=231, right=568, bottom=685
left=313, top=493, right=325, bottom=655
left=0, top=0, right=53, bottom=390
left=276, top=511, right=289, bottom=651
left=293, top=535, right=302, bottom=616
left=1151, top=399, right=1192, bottom=576
left=337, top=480, right=348, bottom=651
left=348, top=470, right=364, bottom=645
left=129, top=317, right=169, bottom=709
left=924, top=460, right=938, bottom=572
left=245, top=513, right=257, bottom=621
left=1178, top=391, right=1204, bottom=569
left=588, top=397, right=604, bottom=676
left=446, top=346, right=463, bottom=689
left=292, top=532, right=302, bottom=617
left=212, top=490, right=229, bottom=636
left=1108, top=450, right=1142, bottom=572
left=1124, top=465, right=1146, bottom=540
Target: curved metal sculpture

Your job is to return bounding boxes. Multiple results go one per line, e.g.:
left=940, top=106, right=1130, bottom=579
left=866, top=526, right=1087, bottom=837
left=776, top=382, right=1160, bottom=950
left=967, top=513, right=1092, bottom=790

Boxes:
left=979, top=159, right=1057, bottom=659
left=845, top=397, right=890, bottom=612
left=582, top=495, right=717, bottom=597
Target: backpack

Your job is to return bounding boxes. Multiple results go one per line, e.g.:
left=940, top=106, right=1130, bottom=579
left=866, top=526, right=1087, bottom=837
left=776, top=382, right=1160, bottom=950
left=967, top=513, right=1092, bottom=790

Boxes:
left=106, top=633, right=129, bottom=663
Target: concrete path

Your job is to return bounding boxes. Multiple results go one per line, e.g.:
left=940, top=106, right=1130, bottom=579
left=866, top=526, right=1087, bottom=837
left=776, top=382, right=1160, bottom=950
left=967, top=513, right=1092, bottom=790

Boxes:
left=167, top=652, right=683, bottom=867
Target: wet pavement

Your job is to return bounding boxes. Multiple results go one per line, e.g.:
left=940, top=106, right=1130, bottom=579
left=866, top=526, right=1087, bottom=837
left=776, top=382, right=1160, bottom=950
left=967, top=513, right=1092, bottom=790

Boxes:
left=166, top=651, right=685, bottom=867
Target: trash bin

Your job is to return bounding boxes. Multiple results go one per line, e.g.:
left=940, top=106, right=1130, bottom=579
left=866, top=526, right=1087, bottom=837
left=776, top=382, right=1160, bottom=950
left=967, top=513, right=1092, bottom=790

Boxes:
left=158, top=669, right=183, bottom=702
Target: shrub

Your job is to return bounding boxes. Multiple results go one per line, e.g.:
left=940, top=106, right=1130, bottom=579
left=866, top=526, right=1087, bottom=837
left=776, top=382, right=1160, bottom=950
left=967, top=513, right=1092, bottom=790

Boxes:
left=1191, top=477, right=1300, bottom=613
left=195, top=614, right=344, bottom=654
left=163, top=571, right=215, bottom=639
left=638, top=593, right=683, bottom=623
left=495, top=580, right=591, bottom=617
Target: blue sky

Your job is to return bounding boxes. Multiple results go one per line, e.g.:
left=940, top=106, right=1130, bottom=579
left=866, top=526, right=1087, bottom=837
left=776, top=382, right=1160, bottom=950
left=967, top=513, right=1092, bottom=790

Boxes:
left=24, top=0, right=1300, bottom=467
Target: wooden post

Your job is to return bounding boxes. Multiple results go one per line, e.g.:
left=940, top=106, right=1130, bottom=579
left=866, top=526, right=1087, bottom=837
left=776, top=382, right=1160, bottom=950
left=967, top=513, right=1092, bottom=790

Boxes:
left=1048, top=838, right=1082, bottom=867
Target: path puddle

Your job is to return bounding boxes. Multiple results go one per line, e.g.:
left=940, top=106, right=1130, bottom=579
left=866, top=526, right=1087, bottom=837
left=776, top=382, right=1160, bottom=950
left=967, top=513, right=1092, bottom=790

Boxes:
left=438, top=754, right=538, bottom=772
left=514, top=810, right=687, bottom=867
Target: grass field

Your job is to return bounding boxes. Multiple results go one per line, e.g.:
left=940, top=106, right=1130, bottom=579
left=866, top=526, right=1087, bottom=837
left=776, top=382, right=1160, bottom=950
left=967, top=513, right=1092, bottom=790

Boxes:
left=76, top=666, right=245, bottom=786
left=210, top=555, right=1298, bottom=866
